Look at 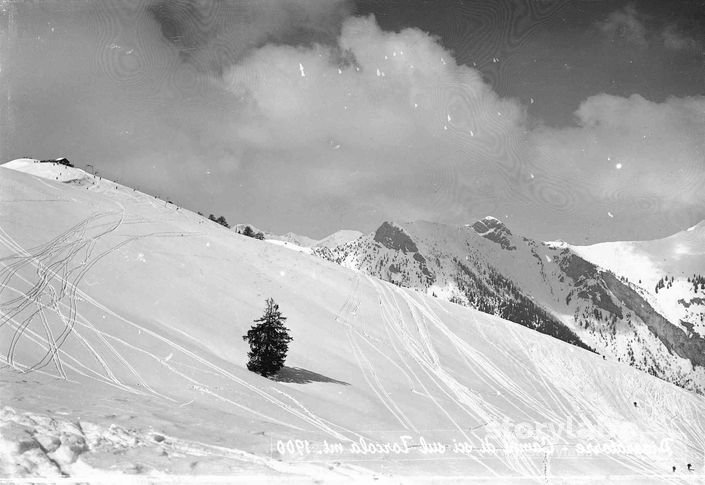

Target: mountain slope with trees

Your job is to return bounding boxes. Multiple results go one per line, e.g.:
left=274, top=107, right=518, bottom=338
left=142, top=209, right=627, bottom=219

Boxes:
left=314, top=218, right=705, bottom=394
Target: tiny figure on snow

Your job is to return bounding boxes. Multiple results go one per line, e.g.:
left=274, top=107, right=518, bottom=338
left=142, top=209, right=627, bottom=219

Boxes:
left=673, top=466, right=676, bottom=472
left=687, top=464, right=692, bottom=471
left=633, top=401, right=637, bottom=408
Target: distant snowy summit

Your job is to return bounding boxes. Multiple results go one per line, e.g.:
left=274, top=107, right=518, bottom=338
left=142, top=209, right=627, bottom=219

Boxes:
left=373, top=221, right=418, bottom=253
left=2, top=158, right=87, bottom=183
left=233, top=222, right=362, bottom=252
left=469, top=216, right=517, bottom=250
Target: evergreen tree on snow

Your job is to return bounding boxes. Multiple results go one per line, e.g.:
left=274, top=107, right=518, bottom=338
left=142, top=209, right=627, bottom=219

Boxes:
left=242, top=298, right=293, bottom=377
left=215, top=215, right=230, bottom=228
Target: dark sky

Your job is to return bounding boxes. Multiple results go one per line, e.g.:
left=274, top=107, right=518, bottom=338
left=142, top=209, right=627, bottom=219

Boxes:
left=1, top=0, right=704, bottom=243
left=360, top=0, right=705, bottom=125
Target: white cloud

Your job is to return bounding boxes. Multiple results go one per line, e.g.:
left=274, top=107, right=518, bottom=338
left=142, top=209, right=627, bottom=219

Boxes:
left=662, top=25, right=698, bottom=50
left=528, top=94, right=705, bottom=209
left=6, top=3, right=704, bottom=241
left=597, top=5, right=700, bottom=52
left=225, top=16, right=523, bottom=147
left=217, top=15, right=705, bottom=235
left=220, top=15, right=526, bottom=220
left=597, top=5, right=647, bottom=46
left=147, top=0, right=353, bottom=73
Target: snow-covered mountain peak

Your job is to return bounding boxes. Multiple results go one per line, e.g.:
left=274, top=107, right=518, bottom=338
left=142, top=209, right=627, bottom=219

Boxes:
left=373, top=221, right=418, bottom=253
left=479, top=215, right=503, bottom=224
left=470, top=215, right=516, bottom=250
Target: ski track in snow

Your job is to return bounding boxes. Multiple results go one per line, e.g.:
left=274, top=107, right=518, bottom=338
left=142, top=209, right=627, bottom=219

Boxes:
left=369, top=276, right=531, bottom=477
left=0, top=211, right=362, bottom=442
left=1, top=185, right=705, bottom=480
left=335, top=273, right=419, bottom=434
left=352, top=276, right=705, bottom=478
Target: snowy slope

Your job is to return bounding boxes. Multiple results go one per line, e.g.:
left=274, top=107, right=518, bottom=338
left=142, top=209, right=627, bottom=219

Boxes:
left=315, top=230, right=364, bottom=249
left=267, top=231, right=318, bottom=248
left=2, top=158, right=87, bottom=183
left=314, top=218, right=705, bottom=395
left=1, top=162, right=705, bottom=481
left=234, top=223, right=318, bottom=249
left=235, top=225, right=361, bottom=255
left=263, top=238, right=314, bottom=255
left=234, top=223, right=362, bottom=250
left=572, top=223, right=705, bottom=339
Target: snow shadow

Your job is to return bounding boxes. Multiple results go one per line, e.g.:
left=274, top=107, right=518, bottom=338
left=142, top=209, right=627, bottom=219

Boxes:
left=272, top=366, right=350, bottom=385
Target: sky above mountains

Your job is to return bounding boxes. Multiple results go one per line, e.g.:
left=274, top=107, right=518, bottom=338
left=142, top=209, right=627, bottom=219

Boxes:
left=1, top=0, right=704, bottom=243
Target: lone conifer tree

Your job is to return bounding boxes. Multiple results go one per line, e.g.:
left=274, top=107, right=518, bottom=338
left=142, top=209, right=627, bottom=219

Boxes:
left=242, top=298, right=293, bottom=377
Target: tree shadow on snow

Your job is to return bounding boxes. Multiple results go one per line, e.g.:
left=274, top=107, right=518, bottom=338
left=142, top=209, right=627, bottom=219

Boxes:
left=272, top=366, right=350, bottom=385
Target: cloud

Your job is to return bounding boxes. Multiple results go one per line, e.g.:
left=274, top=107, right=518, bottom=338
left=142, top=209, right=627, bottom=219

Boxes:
left=5, top=3, right=527, bottom=233
left=597, top=4, right=701, bottom=52
left=219, top=15, right=526, bottom=226
left=147, top=0, right=352, bottom=75
left=0, top=1, right=253, bottom=202
left=5, top=2, right=704, bottom=241
left=597, top=4, right=647, bottom=46
left=662, top=24, right=699, bottom=50
left=216, top=14, right=705, bottom=237
left=526, top=94, right=705, bottom=228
